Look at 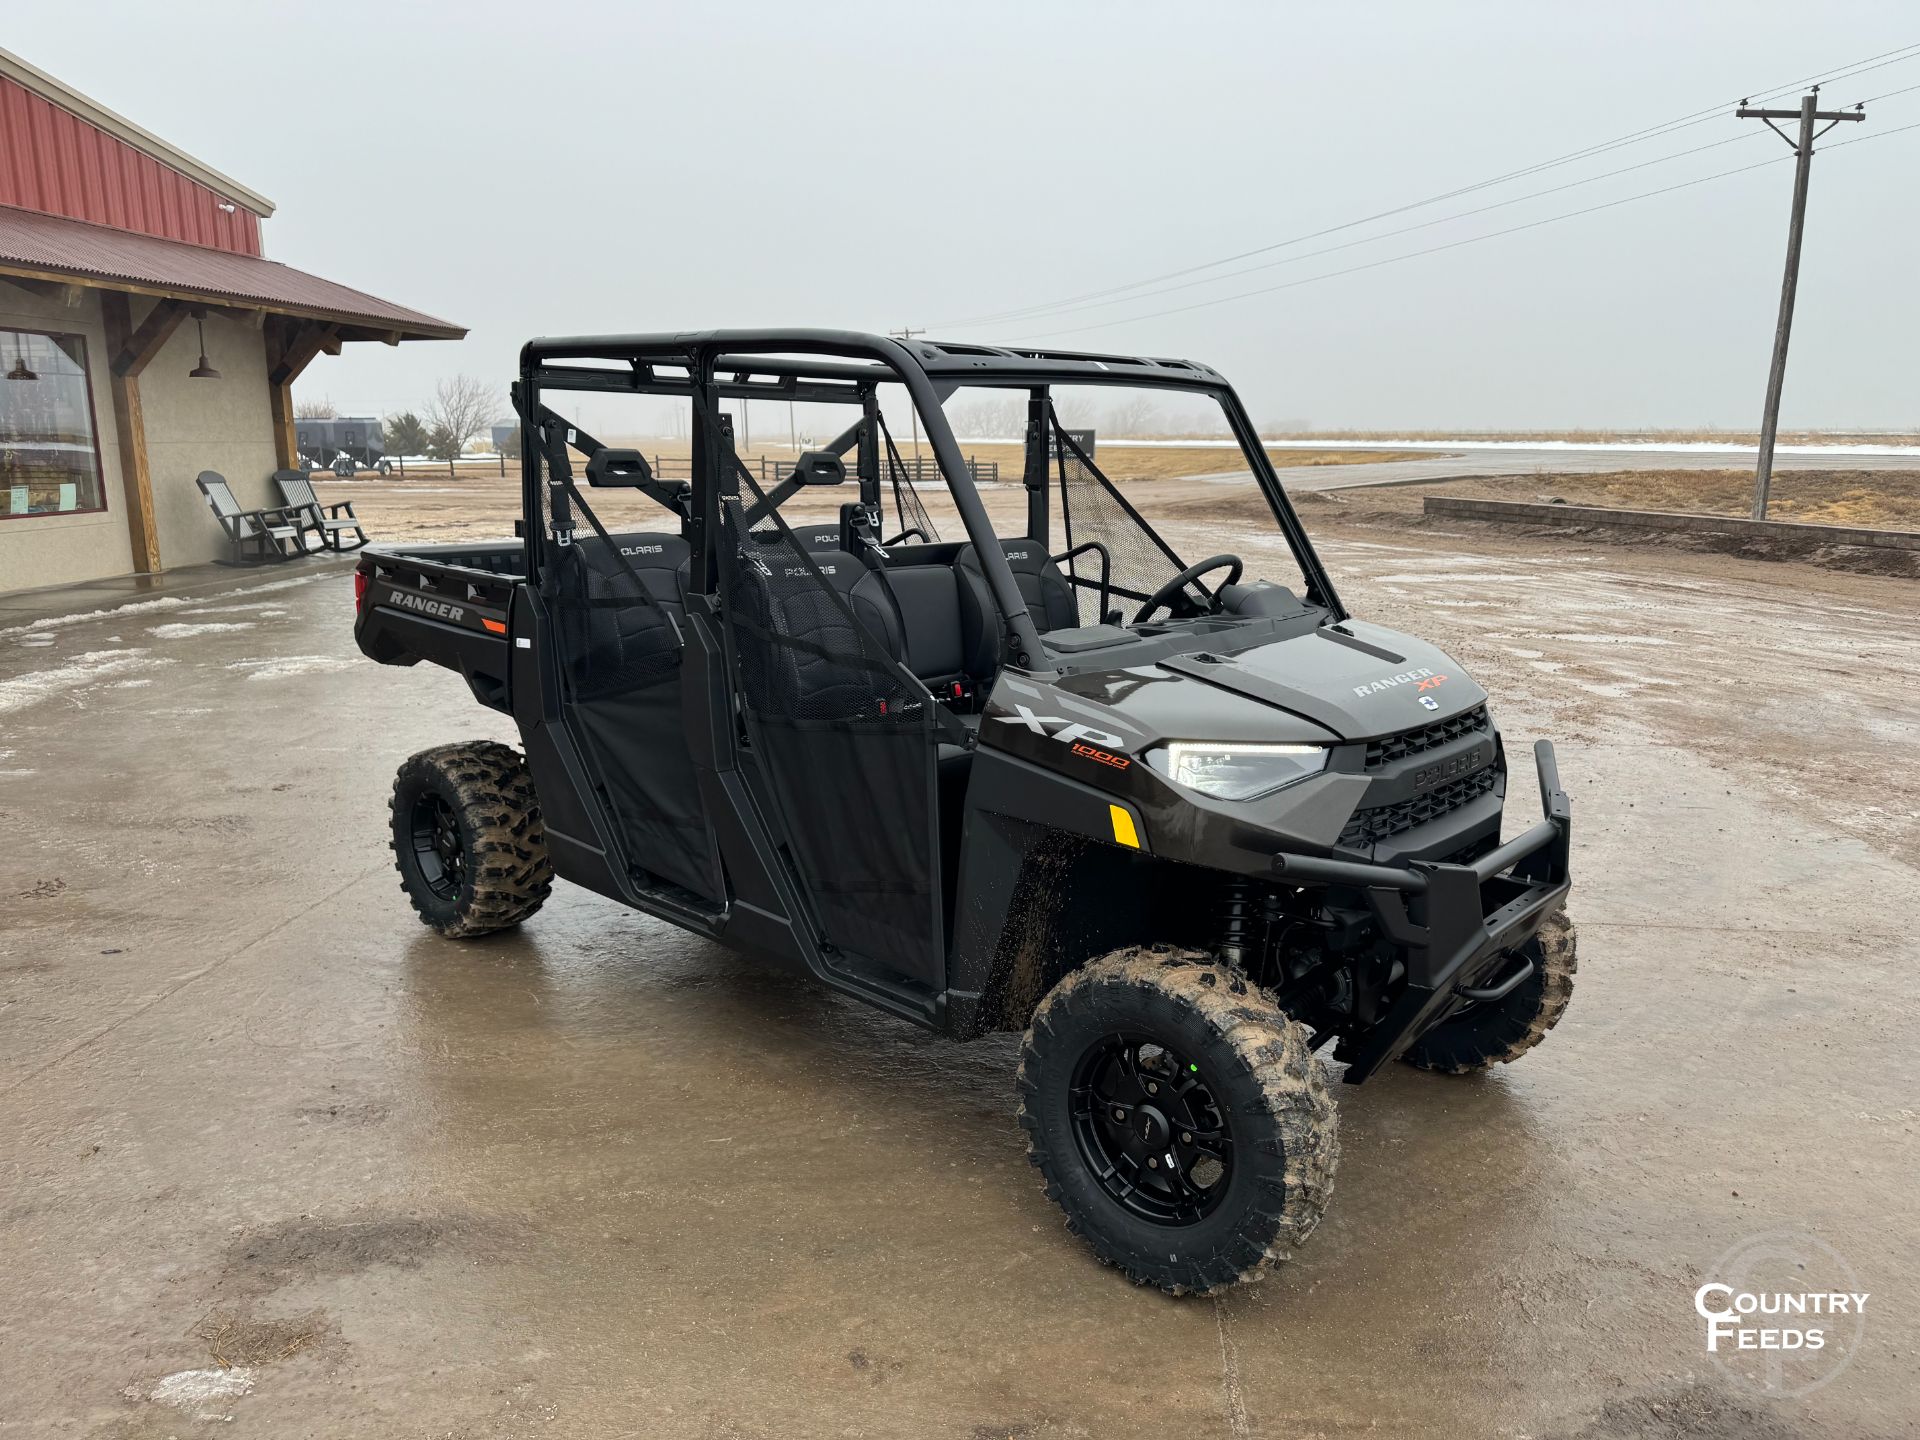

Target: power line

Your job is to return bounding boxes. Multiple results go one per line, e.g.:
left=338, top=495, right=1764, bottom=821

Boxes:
left=1016, top=154, right=1796, bottom=341
left=982, top=130, right=1768, bottom=328
left=1014, top=112, right=1920, bottom=345
left=929, top=40, right=1920, bottom=331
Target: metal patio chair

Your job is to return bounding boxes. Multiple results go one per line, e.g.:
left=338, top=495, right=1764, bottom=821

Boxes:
left=196, top=472, right=310, bottom=564
left=273, top=469, right=369, bottom=552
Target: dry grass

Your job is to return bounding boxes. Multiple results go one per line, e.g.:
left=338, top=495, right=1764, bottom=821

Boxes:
left=316, top=441, right=1413, bottom=547
left=932, top=441, right=1412, bottom=482
left=1268, top=428, right=1920, bottom=447
left=1322, top=469, right=1920, bottom=531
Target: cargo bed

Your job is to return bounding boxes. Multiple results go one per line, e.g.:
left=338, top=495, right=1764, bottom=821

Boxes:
left=354, top=541, right=524, bottom=711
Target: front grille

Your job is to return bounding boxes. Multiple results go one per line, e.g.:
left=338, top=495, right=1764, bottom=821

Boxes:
left=1339, top=765, right=1499, bottom=848
left=1364, top=704, right=1489, bottom=769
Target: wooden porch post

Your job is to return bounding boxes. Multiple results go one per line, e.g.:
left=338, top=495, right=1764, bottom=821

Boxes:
left=100, top=291, right=187, bottom=575
left=266, top=319, right=341, bottom=470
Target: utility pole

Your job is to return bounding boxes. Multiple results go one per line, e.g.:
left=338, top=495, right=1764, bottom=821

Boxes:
left=890, top=328, right=925, bottom=461
left=1736, top=87, right=1864, bottom=518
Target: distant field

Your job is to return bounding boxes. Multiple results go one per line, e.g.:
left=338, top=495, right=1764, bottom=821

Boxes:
left=1263, top=429, right=1920, bottom=447
left=1289, top=468, right=1920, bottom=532
left=930, top=441, right=1414, bottom=482
left=321, top=440, right=1419, bottom=546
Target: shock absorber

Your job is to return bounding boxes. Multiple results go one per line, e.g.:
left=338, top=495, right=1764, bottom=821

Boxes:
left=1218, top=877, right=1260, bottom=972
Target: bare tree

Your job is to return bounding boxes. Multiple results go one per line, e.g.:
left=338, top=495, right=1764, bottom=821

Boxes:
left=946, top=396, right=1026, bottom=439
left=422, top=375, right=497, bottom=460
left=294, top=395, right=337, bottom=420
left=1102, top=395, right=1161, bottom=438
left=1050, top=392, right=1098, bottom=428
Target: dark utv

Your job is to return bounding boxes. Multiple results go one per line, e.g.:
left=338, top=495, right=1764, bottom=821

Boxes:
left=355, top=330, right=1575, bottom=1294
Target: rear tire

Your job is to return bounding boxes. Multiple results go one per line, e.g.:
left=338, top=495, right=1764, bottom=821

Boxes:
left=1399, top=909, right=1577, bottom=1073
left=1016, top=947, right=1339, bottom=1295
left=390, top=741, right=552, bottom=938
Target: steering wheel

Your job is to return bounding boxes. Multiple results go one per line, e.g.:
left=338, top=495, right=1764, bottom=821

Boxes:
left=1133, top=554, right=1243, bottom=623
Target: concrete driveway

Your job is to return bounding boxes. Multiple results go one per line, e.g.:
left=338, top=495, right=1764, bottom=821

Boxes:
left=1, top=536, right=1914, bottom=1439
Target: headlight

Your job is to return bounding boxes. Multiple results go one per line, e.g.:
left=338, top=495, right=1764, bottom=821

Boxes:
left=1147, top=741, right=1328, bottom=801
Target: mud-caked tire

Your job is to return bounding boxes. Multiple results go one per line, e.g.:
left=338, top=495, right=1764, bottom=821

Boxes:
left=1016, top=947, right=1339, bottom=1295
left=1399, top=909, right=1577, bottom=1074
left=390, top=741, right=552, bottom=939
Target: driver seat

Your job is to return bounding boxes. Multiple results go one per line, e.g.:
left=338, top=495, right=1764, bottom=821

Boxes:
left=955, top=538, right=1079, bottom=635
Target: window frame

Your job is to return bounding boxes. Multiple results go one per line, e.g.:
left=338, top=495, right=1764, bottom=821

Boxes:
left=0, top=325, right=110, bottom=522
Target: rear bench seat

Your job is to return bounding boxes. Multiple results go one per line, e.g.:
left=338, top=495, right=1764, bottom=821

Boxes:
left=557, top=530, right=690, bottom=694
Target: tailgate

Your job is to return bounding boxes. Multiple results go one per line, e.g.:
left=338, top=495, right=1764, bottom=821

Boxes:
left=355, top=546, right=518, bottom=710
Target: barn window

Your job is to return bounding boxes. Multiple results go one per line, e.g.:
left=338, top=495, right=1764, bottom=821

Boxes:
left=1, top=329, right=107, bottom=520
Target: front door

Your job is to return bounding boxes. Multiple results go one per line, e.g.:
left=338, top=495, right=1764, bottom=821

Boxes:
left=711, top=454, right=946, bottom=982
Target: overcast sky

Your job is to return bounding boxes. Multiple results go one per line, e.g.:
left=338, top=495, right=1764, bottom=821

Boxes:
left=14, top=2, right=1920, bottom=430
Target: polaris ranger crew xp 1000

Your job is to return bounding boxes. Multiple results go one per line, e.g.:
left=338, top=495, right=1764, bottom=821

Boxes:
left=355, top=331, right=1576, bottom=1295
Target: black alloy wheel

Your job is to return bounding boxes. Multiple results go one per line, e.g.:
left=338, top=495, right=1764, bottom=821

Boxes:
left=389, top=742, right=552, bottom=938
left=1017, top=947, right=1339, bottom=1294
left=1069, top=1034, right=1232, bottom=1225
left=409, top=790, right=466, bottom=902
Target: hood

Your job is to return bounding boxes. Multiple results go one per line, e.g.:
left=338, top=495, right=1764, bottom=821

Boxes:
left=1157, top=620, right=1485, bottom=740
left=1022, top=621, right=1487, bottom=757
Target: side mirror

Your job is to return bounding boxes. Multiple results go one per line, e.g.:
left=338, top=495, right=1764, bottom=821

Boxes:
left=585, top=448, right=655, bottom=488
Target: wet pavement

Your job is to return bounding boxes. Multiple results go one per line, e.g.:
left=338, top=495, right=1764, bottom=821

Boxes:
left=2, top=532, right=1916, bottom=1438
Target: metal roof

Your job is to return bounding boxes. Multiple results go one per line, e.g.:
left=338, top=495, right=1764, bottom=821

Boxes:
left=0, top=204, right=464, bottom=340
left=0, top=46, right=273, bottom=217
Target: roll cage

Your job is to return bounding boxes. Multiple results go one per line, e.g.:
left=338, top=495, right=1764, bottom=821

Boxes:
left=515, top=328, right=1347, bottom=668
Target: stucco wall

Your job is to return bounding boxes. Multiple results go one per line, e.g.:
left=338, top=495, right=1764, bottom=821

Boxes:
left=140, top=307, right=279, bottom=571
left=0, top=292, right=281, bottom=593
left=0, top=286, right=134, bottom=591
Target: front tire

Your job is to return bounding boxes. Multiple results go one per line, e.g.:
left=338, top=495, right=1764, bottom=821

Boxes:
left=1399, top=909, right=1577, bottom=1073
left=390, top=741, right=552, bottom=938
left=1017, top=947, right=1339, bottom=1295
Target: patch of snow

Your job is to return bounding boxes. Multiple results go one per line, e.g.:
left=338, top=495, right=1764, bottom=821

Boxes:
left=1542, top=633, right=1678, bottom=646
left=0, top=595, right=195, bottom=639
left=112, top=678, right=155, bottom=689
left=147, top=621, right=258, bottom=639
left=0, top=570, right=334, bottom=641
left=0, top=651, right=172, bottom=715
left=138, top=1366, right=255, bottom=1419
left=226, top=654, right=354, bottom=681
left=145, top=622, right=257, bottom=641
left=1371, top=573, right=1533, bottom=585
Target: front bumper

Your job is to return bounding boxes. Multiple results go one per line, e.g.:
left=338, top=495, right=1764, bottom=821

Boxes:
left=1271, top=740, right=1573, bottom=1084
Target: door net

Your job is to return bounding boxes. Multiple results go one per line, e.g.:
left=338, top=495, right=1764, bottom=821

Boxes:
left=715, top=450, right=946, bottom=975
left=1049, top=413, right=1189, bottom=623
left=876, top=413, right=940, bottom=544
left=533, top=420, right=722, bottom=900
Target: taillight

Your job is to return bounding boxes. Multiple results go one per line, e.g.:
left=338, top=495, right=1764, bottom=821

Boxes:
left=354, top=569, right=370, bottom=611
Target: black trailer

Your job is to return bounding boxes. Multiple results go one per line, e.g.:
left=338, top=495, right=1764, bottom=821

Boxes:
left=293, top=416, right=390, bottom=476
left=353, top=330, right=1576, bottom=1294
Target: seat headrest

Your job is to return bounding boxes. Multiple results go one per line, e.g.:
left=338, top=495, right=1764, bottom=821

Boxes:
left=790, top=451, right=847, bottom=486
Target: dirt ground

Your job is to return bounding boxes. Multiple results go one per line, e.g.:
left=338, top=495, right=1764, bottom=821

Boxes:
left=2, top=493, right=1917, bottom=1437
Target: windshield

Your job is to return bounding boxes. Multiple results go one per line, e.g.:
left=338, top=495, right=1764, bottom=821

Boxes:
left=933, top=382, right=1313, bottom=622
